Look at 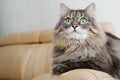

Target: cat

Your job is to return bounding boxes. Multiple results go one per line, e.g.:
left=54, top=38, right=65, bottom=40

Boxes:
left=52, top=3, right=120, bottom=80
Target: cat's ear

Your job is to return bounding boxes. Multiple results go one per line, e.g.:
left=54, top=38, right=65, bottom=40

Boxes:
left=85, top=3, right=95, bottom=17
left=60, top=3, right=70, bottom=17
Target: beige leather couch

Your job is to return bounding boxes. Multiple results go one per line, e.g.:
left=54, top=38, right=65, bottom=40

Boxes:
left=0, top=22, right=116, bottom=80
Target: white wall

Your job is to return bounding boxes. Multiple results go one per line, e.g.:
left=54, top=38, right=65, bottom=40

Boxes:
left=0, top=0, right=120, bottom=37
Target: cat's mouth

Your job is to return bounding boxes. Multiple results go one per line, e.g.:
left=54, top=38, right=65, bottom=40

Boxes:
left=65, top=27, right=88, bottom=40
left=69, top=26, right=85, bottom=34
left=72, top=30, right=77, bottom=33
left=71, top=29, right=83, bottom=34
left=73, top=29, right=77, bottom=32
left=66, top=31, right=87, bottom=40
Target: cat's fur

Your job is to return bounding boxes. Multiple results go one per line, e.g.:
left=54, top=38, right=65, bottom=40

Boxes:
left=52, top=3, right=120, bottom=79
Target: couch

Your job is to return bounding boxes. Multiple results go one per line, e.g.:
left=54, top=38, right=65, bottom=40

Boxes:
left=0, top=22, right=116, bottom=80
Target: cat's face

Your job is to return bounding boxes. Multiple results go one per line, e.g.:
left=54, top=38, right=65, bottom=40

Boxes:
left=54, top=3, right=103, bottom=41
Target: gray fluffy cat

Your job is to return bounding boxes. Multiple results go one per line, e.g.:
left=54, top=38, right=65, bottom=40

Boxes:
left=52, top=3, right=120, bottom=79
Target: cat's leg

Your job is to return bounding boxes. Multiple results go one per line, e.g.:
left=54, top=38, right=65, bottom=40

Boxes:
left=110, top=55, right=120, bottom=79
left=52, top=63, right=70, bottom=75
left=52, top=60, right=81, bottom=75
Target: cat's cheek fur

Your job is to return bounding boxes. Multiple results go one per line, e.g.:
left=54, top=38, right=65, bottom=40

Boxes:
left=65, top=26, right=88, bottom=40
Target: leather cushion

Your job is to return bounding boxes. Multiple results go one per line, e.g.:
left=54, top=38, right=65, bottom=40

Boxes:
left=33, top=69, right=115, bottom=80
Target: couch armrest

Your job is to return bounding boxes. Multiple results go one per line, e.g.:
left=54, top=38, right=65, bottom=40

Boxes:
left=100, top=22, right=116, bottom=35
left=59, top=69, right=115, bottom=80
left=0, top=29, right=53, bottom=46
left=32, top=69, right=115, bottom=80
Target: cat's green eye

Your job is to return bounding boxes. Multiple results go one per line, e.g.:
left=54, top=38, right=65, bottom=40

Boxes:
left=64, top=18, right=72, bottom=25
left=79, top=18, right=87, bottom=24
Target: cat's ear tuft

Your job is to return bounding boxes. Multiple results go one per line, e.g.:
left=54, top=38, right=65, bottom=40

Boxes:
left=60, top=3, right=70, bottom=17
left=85, top=3, right=95, bottom=17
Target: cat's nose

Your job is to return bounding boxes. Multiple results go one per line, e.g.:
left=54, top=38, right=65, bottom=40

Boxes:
left=72, top=23, right=78, bottom=29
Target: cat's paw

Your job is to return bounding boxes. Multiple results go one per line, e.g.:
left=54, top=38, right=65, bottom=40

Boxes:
left=52, top=64, right=69, bottom=75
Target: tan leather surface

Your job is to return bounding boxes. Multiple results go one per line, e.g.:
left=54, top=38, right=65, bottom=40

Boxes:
left=0, top=31, right=41, bottom=46
left=59, top=69, right=115, bottom=80
left=39, top=29, right=53, bottom=43
left=0, top=29, right=53, bottom=46
left=0, top=43, right=52, bottom=80
left=32, top=73, right=59, bottom=80
left=100, top=22, right=116, bottom=35
left=33, top=69, right=115, bottom=80
left=0, top=22, right=116, bottom=80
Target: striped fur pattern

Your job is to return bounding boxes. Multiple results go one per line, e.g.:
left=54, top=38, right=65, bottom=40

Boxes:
left=52, top=3, right=120, bottom=79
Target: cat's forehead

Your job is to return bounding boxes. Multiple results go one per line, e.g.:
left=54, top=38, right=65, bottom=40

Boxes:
left=67, top=10, right=86, bottom=18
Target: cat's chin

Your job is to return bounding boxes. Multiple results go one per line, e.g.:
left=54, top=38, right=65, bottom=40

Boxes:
left=66, top=32, right=88, bottom=40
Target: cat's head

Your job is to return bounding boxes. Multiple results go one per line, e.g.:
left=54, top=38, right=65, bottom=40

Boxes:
left=54, top=3, right=106, bottom=42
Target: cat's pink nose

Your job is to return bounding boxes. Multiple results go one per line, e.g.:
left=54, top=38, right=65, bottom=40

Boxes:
left=72, top=23, right=78, bottom=29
